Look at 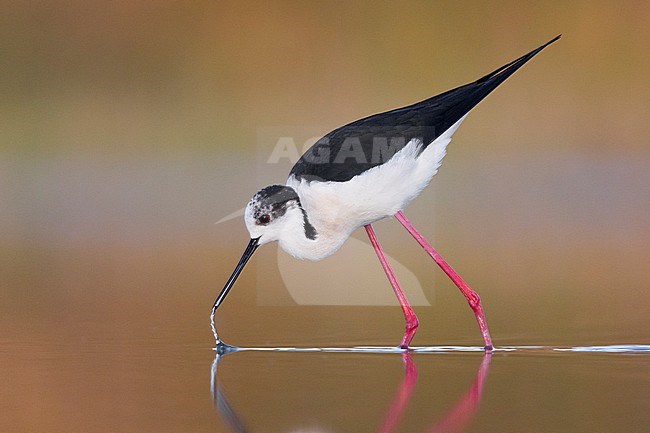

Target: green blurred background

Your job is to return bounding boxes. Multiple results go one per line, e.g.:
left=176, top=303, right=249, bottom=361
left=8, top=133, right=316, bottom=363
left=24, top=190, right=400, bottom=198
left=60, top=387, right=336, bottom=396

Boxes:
left=2, top=1, right=649, bottom=349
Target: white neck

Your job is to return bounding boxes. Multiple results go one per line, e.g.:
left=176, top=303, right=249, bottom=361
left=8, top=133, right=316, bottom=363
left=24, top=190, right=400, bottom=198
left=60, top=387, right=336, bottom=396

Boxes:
left=277, top=204, right=352, bottom=261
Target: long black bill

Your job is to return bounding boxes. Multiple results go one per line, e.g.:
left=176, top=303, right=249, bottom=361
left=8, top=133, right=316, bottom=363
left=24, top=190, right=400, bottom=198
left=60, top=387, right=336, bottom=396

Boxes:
left=212, top=237, right=260, bottom=312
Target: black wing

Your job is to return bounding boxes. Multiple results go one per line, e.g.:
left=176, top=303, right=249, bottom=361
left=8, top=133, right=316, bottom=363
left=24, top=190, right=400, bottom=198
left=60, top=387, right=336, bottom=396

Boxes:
left=290, top=35, right=560, bottom=183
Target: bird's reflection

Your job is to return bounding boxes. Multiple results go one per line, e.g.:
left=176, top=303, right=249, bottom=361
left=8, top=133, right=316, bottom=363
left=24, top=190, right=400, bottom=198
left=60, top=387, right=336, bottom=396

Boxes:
left=424, top=353, right=490, bottom=433
left=377, top=352, right=418, bottom=433
left=211, top=347, right=491, bottom=433
left=211, top=345, right=248, bottom=433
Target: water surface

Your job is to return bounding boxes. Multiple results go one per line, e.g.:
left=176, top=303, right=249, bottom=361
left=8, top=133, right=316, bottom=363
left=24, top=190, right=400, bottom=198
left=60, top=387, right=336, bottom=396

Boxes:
left=3, top=308, right=648, bottom=433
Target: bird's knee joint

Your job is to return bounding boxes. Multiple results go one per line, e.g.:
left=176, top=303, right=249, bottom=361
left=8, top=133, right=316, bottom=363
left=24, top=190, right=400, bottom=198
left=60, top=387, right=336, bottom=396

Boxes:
left=468, top=293, right=481, bottom=309
left=406, top=317, right=419, bottom=332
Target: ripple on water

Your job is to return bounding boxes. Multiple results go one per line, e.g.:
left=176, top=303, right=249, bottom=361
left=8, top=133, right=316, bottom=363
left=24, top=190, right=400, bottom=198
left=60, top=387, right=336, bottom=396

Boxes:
left=213, top=344, right=650, bottom=354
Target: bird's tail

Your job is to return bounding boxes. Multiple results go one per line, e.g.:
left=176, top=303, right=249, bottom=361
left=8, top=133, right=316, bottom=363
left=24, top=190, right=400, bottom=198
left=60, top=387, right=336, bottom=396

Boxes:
left=473, top=35, right=561, bottom=90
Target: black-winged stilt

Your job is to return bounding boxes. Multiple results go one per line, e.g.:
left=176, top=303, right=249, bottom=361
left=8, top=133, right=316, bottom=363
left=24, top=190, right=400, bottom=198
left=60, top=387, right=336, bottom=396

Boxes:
left=212, top=35, right=560, bottom=350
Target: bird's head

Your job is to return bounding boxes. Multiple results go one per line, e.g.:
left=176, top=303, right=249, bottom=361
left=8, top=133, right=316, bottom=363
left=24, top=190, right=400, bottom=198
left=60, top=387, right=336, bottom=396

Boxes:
left=211, top=185, right=308, bottom=315
left=244, top=184, right=303, bottom=246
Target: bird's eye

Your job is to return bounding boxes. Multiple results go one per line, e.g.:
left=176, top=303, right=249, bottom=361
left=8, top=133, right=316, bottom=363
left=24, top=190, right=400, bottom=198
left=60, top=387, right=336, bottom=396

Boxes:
left=257, top=214, right=271, bottom=225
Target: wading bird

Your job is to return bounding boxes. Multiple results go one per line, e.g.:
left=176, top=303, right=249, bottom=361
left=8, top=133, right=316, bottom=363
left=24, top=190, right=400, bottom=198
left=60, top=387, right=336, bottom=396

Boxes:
left=212, top=36, right=560, bottom=350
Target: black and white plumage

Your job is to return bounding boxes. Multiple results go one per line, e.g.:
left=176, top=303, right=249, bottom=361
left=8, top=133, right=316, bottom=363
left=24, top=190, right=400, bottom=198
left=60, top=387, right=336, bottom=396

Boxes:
left=290, top=34, right=560, bottom=183
left=212, top=36, right=560, bottom=348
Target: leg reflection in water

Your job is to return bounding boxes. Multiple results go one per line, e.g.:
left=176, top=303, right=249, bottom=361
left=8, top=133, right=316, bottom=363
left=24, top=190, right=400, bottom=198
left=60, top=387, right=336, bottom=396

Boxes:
left=211, top=349, right=491, bottom=433
left=425, top=354, right=491, bottom=433
left=377, top=352, right=418, bottom=433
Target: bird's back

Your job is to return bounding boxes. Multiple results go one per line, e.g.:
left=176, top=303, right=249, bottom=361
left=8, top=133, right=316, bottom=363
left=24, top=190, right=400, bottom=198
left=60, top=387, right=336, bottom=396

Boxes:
left=290, top=36, right=560, bottom=183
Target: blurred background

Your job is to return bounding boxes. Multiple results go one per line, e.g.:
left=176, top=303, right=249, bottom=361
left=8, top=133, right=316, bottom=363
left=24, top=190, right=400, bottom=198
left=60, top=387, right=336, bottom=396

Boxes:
left=1, top=1, right=649, bottom=431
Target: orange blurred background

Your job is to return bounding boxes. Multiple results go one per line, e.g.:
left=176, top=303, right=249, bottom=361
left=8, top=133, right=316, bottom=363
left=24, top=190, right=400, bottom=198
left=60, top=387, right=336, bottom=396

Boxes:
left=1, top=2, right=649, bottom=431
left=2, top=0, right=649, bottom=343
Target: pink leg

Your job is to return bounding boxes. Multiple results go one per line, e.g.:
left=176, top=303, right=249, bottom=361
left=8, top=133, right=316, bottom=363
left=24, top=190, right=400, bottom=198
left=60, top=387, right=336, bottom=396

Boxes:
left=365, top=224, right=419, bottom=349
left=394, top=211, right=493, bottom=350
